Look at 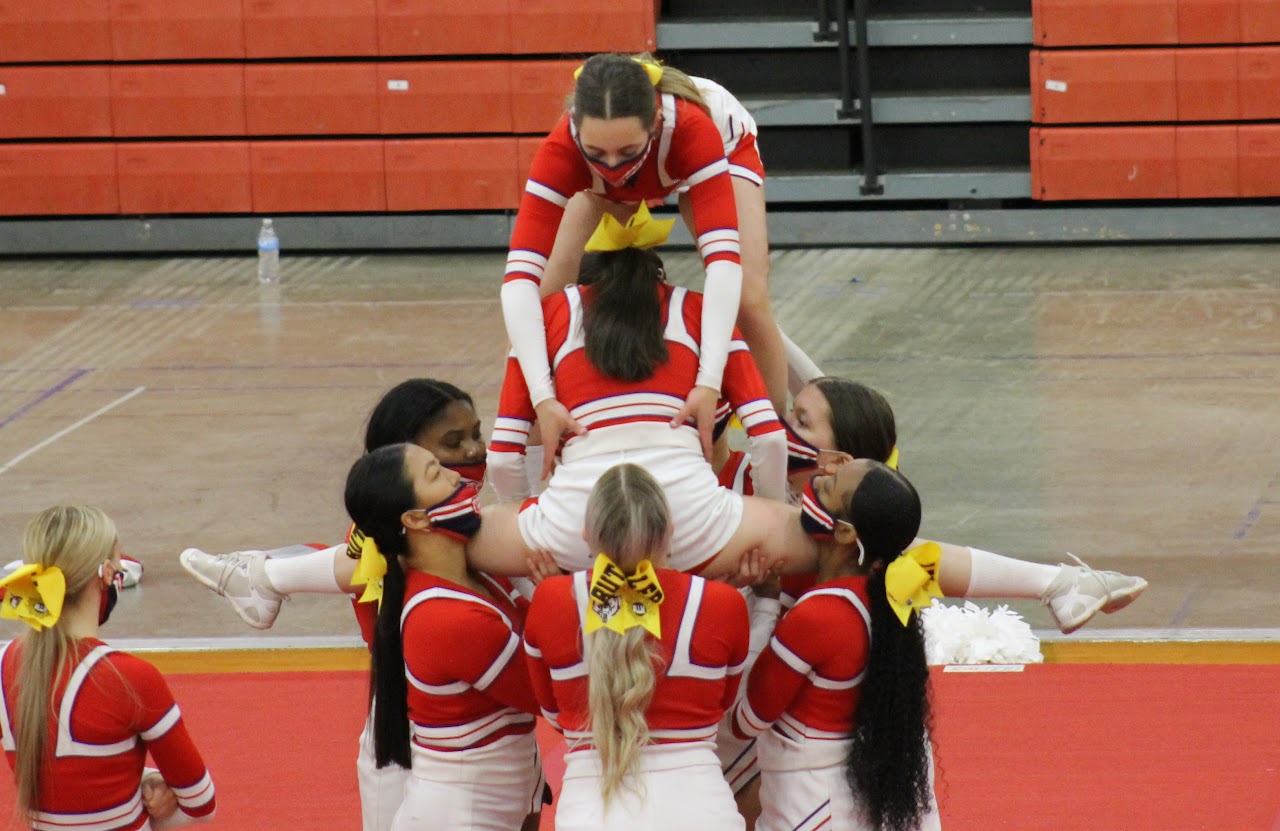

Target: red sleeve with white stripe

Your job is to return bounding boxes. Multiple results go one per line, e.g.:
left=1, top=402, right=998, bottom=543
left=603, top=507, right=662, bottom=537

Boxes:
left=406, top=601, right=539, bottom=716
left=487, top=351, right=537, bottom=502
left=502, top=118, right=593, bottom=406
left=117, top=655, right=216, bottom=820
left=722, top=338, right=785, bottom=501
left=667, top=102, right=744, bottom=393
left=733, top=600, right=840, bottom=739
left=521, top=577, right=575, bottom=731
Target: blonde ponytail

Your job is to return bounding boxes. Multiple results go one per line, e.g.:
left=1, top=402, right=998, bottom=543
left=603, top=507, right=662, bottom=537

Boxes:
left=11, top=506, right=117, bottom=817
left=582, top=464, right=672, bottom=804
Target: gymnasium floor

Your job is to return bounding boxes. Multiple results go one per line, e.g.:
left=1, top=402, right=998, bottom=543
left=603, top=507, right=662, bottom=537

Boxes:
left=2, top=243, right=1276, bottom=640
left=2, top=243, right=1279, bottom=829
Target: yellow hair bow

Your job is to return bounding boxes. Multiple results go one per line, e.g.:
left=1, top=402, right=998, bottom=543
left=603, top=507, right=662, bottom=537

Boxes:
left=573, top=57, right=664, bottom=87
left=349, top=528, right=387, bottom=609
left=0, top=563, right=67, bottom=632
left=886, top=446, right=899, bottom=471
left=584, top=202, right=675, bottom=252
left=884, top=541, right=943, bottom=626
left=584, top=554, right=665, bottom=637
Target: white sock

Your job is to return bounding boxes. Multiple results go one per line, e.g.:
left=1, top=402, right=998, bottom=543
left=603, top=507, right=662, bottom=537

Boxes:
left=964, top=547, right=1061, bottom=600
left=262, top=545, right=345, bottom=595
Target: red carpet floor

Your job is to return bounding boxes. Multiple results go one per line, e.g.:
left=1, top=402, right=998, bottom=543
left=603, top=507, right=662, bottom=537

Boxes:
left=3, top=664, right=1278, bottom=830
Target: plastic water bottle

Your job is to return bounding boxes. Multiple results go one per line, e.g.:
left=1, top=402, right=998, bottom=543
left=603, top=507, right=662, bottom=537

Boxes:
left=257, top=218, right=280, bottom=284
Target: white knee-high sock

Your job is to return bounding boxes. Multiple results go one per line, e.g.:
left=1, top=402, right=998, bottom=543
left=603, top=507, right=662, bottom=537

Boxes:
left=964, top=547, right=1060, bottom=599
left=262, top=544, right=345, bottom=595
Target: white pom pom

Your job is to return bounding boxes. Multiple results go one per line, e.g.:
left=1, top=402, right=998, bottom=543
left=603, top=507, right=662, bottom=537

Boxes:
left=921, top=600, right=1043, bottom=665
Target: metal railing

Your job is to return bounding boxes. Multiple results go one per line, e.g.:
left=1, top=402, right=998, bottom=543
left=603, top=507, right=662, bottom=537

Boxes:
left=815, top=0, right=882, bottom=195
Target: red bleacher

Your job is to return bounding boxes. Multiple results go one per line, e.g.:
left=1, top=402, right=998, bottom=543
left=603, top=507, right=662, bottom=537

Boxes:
left=1031, top=0, right=1280, bottom=200
left=0, top=1, right=655, bottom=216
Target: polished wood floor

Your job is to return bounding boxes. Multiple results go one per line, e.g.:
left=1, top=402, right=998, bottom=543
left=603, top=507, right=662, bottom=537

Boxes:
left=1, top=244, right=1276, bottom=644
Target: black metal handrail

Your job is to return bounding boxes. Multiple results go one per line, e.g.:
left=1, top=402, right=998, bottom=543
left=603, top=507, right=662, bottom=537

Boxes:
left=852, top=0, right=882, bottom=194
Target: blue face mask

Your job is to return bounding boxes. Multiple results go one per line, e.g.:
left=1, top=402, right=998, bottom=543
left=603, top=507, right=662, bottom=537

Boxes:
left=798, top=475, right=836, bottom=540
left=784, top=421, right=822, bottom=476
left=419, top=483, right=482, bottom=542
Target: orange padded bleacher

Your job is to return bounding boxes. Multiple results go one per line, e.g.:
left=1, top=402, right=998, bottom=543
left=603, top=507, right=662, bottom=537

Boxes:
left=511, top=60, right=577, bottom=134
left=244, top=0, right=378, bottom=59
left=110, top=0, right=245, bottom=61
left=1240, top=0, right=1280, bottom=42
left=1238, top=125, right=1280, bottom=197
left=251, top=140, right=387, bottom=212
left=0, top=67, right=113, bottom=139
left=516, top=137, right=542, bottom=190
left=111, top=65, right=246, bottom=137
left=376, top=0, right=512, bottom=57
left=1176, top=48, right=1240, bottom=121
left=1176, top=125, right=1238, bottom=197
left=1178, top=0, right=1242, bottom=43
left=0, top=0, right=112, bottom=63
left=377, top=62, right=513, bottom=135
left=1032, top=0, right=1178, bottom=46
left=510, top=0, right=656, bottom=54
left=1031, top=126, right=1178, bottom=200
left=1031, top=50, right=1177, bottom=124
left=385, top=139, right=520, bottom=210
left=0, top=144, right=118, bottom=216
left=1238, top=47, right=1280, bottom=121
left=117, top=142, right=253, bottom=213
left=245, top=64, right=380, bottom=136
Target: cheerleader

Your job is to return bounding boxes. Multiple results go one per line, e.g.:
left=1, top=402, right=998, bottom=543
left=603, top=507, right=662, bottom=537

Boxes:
left=179, top=378, right=498, bottom=831
left=734, top=459, right=940, bottom=831
left=504, top=52, right=788, bottom=470
left=1, top=506, right=215, bottom=831
left=733, top=375, right=1150, bottom=634
left=479, top=205, right=789, bottom=577
left=344, top=443, right=543, bottom=831
left=522, top=463, right=750, bottom=830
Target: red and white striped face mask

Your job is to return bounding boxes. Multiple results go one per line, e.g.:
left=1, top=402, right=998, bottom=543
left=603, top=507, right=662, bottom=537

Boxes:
left=420, top=483, right=482, bottom=542
left=441, top=460, right=486, bottom=489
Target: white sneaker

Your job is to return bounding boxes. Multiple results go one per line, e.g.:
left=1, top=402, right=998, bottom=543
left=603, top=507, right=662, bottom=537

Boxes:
left=180, top=548, right=285, bottom=630
left=1041, top=553, right=1148, bottom=635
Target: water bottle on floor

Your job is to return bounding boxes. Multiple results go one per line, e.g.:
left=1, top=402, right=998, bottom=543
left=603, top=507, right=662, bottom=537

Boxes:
left=257, top=218, right=280, bottom=284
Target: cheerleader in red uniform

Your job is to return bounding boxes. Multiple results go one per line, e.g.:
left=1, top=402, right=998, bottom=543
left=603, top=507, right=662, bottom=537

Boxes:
left=179, top=378, right=508, bottom=831
left=504, top=52, right=789, bottom=467
left=734, top=459, right=940, bottom=831
left=1, top=506, right=215, bottom=831
left=483, top=205, right=787, bottom=578
left=344, top=443, right=542, bottom=831
left=523, top=463, right=750, bottom=830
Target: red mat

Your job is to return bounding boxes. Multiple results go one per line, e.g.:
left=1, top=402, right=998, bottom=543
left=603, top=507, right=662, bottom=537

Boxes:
left=2, top=664, right=1277, bottom=830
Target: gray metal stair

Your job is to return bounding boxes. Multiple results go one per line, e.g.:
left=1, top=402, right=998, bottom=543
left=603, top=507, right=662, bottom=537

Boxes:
left=744, top=89, right=1030, bottom=126
left=656, top=13, right=1033, bottom=50
left=765, top=167, right=1033, bottom=202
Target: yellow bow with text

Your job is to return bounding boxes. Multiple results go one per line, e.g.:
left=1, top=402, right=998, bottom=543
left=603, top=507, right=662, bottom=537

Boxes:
left=574, top=57, right=664, bottom=87
left=584, top=202, right=675, bottom=252
left=349, top=528, right=387, bottom=608
left=0, top=563, right=67, bottom=632
left=584, top=554, right=665, bottom=637
left=884, top=541, right=943, bottom=626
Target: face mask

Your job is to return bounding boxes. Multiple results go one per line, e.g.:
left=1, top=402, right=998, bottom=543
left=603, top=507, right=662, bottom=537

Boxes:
left=442, top=460, right=486, bottom=489
left=799, top=476, right=837, bottom=540
left=784, top=421, right=822, bottom=476
left=421, top=483, right=482, bottom=542
left=578, top=136, right=654, bottom=188
left=98, top=564, right=124, bottom=626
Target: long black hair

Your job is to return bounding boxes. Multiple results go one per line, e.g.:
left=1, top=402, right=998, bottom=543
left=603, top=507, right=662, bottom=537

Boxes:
left=581, top=247, right=669, bottom=382
left=839, top=463, right=933, bottom=831
left=344, top=443, right=417, bottom=769
left=814, top=377, right=897, bottom=464
left=364, top=378, right=472, bottom=453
